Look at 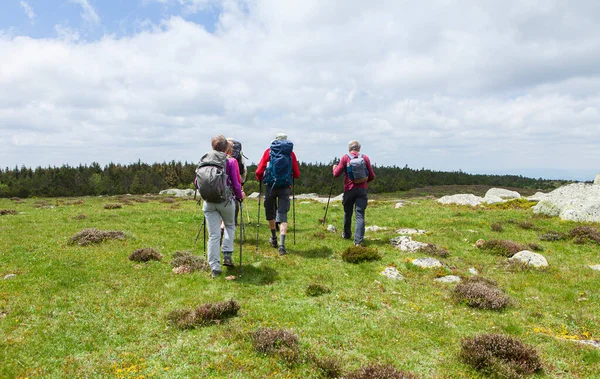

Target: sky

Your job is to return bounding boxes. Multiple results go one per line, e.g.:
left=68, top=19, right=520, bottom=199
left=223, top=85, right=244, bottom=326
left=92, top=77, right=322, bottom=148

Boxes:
left=1, top=0, right=599, bottom=181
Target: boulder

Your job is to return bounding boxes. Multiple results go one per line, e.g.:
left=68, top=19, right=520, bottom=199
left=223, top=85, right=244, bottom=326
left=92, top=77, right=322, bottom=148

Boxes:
left=527, top=192, right=550, bottom=202
left=437, top=194, right=484, bottom=206
left=533, top=183, right=600, bottom=222
left=485, top=188, right=521, bottom=199
left=412, top=258, right=442, bottom=268
left=589, top=264, right=600, bottom=271
left=380, top=267, right=404, bottom=280
left=482, top=194, right=505, bottom=204
left=509, top=250, right=549, bottom=268
left=390, top=236, right=428, bottom=252
left=248, top=192, right=260, bottom=199
left=366, top=225, right=387, bottom=232
left=396, top=228, right=427, bottom=235
left=295, top=193, right=319, bottom=199
left=595, top=172, right=600, bottom=185
left=394, top=202, right=404, bottom=209
left=434, top=275, right=461, bottom=283
left=159, top=189, right=195, bottom=197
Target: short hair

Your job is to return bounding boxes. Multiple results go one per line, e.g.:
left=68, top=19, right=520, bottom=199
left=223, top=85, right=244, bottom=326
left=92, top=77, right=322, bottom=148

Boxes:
left=348, top=140, right=361, bottom=152
left=212, top=135, right=228, bottom=152
left=226, top=140, right=234, bottom=155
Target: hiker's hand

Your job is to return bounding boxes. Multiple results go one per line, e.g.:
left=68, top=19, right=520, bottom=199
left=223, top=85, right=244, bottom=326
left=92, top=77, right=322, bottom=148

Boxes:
left=241, top=191, right=246, bottom=200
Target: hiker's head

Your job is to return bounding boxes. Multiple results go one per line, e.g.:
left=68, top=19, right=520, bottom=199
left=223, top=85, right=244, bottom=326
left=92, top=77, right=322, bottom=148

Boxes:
left=226, top=140, right=234, bottom=155
left=275, top=132, right=287, bottom=140
left=348, top=140, right=361, bottom=152
left=211, top=135, right=228, bottom=152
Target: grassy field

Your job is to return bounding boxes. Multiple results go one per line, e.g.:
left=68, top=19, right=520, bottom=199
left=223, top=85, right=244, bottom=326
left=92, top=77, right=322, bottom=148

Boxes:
left=1, top=192, right=599, bottom=378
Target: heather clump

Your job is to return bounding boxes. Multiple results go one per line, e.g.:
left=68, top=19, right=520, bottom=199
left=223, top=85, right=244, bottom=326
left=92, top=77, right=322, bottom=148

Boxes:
left=252, top=328, right=300, bottom=364
left=568, top=226, right=600, bottom=244
left=306, top=283, right=331, bottom=297
left=129, top=248, right=163, bottom=262
left=0, top=209, right=18, bottom=216
left=460, top=333, right=543, bottom=378
left=342, top=246, right=382, bottom=263
left=345, top=364, right=419, bottom=379
left=417, top=243, right=450, bottom=258
left=539, top=231, right=567, bottom=241
left=490, top=223, right=503, bottom=232
left=168, top=299, right=240, bottom=329
left=311, top=356, right=343, bottom=378
left=104, top=203, right=122, bottom=209
left=479, top=240, right=524, bottom=257
left=69, top=228, right=126, bottom=246
left=453, top=276, right=512, bottom=310
left=170, top=251, right=209, bottom=272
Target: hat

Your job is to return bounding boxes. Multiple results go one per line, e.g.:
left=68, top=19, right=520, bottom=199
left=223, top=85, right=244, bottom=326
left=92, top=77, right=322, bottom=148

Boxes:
left=275, top=132, right=287, bottom=140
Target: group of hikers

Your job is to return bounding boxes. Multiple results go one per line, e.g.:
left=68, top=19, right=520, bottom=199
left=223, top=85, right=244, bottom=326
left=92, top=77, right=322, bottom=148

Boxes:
left=195, top=133, right=376, bottom=278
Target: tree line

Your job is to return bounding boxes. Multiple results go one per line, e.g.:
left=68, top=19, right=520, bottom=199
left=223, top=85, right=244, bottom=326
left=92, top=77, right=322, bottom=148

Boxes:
left=0, top=160, right=563, bottom=198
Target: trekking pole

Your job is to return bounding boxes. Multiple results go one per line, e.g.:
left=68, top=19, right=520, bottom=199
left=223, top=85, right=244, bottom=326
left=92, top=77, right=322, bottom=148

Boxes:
left=239, top=200, right=243, bottom=275
left=255, top=181, right=262, bottom=253
left=292, top=178, right=296, bottom=245
left=322, top=175, right=336, bottom=225
left=194, top=215, right=205, bottom=243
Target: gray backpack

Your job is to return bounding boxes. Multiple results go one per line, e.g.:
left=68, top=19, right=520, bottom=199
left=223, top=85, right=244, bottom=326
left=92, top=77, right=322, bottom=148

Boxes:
left=195, top=151, right=232, bottom=203
left=346, top=153, right=369, bottom=184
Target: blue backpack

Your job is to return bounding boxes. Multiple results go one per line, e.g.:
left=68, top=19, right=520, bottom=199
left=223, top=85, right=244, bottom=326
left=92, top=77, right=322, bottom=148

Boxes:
left=264, top=140, right=294, bottom=188
left=346, top=153, right=369, bottom=183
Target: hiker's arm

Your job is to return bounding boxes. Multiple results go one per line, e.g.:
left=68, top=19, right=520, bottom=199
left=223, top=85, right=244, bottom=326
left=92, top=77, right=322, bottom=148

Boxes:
left=255, top=149, right=270, bottom=181
left=228, top=159, right=244, bottom=200
left=365, top=155, right=376, bottom=182
left=332, top=155, right=347, bottom=177
left=291, top=152, right=300, bottom=179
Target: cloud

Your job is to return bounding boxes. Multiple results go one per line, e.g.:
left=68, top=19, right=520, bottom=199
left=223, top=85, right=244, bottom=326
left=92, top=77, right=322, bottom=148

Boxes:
left=20, top=1, right=36, bottom=23
left=1, top=0, right=600, bottom=179
left=69, top=0, right=100, bottom=26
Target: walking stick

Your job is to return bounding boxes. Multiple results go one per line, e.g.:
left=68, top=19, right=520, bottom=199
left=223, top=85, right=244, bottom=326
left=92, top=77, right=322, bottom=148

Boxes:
left=322, top=175, right=335, bottom=225
left=239, top=200, right=244, bottom=275
left=292, top=178, right=296, bottom=244
left=255, top=181, right=262, bottom=253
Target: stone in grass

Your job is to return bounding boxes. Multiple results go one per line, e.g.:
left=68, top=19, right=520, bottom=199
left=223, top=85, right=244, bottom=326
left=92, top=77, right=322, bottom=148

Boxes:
left=390, top=236, right=428, bottom=252
left=4, top=274, right=17, bottom=280
left=342, top=246, right=382, bottom=263
left=365, top=225, right=387, bottom=232
left=345, top=364, right=419, bottom=379
left=326, top=224, right=337, bottom=233
left=396, top=228, right=427, bottom=235
left=129, top=248, right=163, bottom=262
left=395, top=202, right=404, bottom=208
left=69, top=228, right=126, bottom=246
left=435, top=275, right=461, bottom=283
left=469, top=267, right=479, bottom=275
left=589, top=265, right=600, bottom=271
left=412, top=258, right=442, bottom=268
left=380, top=267, right=404, bottom=281
left=509, top=250, right=549, bottom=268
left=460, top=333, right=542, bottom=378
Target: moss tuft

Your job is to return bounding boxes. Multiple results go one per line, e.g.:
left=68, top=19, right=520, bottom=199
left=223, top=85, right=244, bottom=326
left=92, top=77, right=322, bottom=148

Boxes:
left=342, top=246, right=382, bottom=263
left=306, top=283, right=331, bottom=297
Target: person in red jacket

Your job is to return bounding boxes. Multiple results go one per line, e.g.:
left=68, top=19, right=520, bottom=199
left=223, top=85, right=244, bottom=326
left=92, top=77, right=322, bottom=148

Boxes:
left=255, top=132, right=301, bottom=255
left=332, top=140, right=376, bottom=246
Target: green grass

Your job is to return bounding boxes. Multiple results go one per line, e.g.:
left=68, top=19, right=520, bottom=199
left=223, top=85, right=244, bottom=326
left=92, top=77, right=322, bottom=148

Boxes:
left=1, top=195, right=599, bottom=378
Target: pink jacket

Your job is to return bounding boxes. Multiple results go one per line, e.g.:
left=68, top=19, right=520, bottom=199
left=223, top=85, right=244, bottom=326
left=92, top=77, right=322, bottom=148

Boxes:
left=332, top=152, right=376, bottom=192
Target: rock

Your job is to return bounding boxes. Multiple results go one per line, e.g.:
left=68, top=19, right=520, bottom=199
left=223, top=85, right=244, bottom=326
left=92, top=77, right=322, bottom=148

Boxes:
left=577, top=340, right=600, bottom=349
left=533, top=183, right=600, bottom=222
left=595, top=172, right=600, bottom=185
left=589, top=265, right=600, bottom=271
left=3, top=274, right=16, bottom=280
left=295, top=193, right=319, bottom=199
left=396, top=228, right=426, bottom=235
left=248, top=192, right=260, bottom=199
left=434, top=275, right=461, bottom=283
left=437, top=194, right=484, bottom=206
left=482, top=194, right=505, bottom=204
left=468, top=267, right=479, bottom=275
left=159, top=189, right=195, bottom=197
left=326, top=224, right=337, bottom=233
left=395, top=202, right=404, bottom=209
left=475, top=239, right=485, bottom=248
left=485, top=188, right=521, bottom=199
left=528, top=192, right=550, bottom=202
left=366, top=225, right=387, bottom=232
left=412, top=258, right=442, bottom=268
left=390, top=236, right=428, bottom=252
left=172, top=266, right=191, bottom=275
left=380, top=267, right=404, bottom=280
left=509, top=250, right=549, bottom=268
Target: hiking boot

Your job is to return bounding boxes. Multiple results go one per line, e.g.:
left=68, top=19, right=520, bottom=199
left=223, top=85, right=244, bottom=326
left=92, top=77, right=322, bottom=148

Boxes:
left=354, top=242, right=363, bottom=247
left=211, top=269, right=222, bottom=279
left=269, top=236, right=278, bottom=248
left=278, top=246, right=287, bottom=256
left=223, top=256, right=234, bottom=267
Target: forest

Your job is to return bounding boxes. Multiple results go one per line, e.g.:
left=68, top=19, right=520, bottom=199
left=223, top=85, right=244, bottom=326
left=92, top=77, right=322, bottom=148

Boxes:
left=0, top=160, right=566, bottom=198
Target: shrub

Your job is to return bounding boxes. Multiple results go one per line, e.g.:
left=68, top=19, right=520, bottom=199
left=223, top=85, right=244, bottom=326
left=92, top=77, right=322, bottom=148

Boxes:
left=342, top=246, right=382, bottom=263
left=72, top=214, right=87, bottom=220
left=417, top=243, right=450, bottom=258
left=486, top=199, right=537, bottom=210
left=0, top=209, right=18, bottom=216
left=460, top=333, right=542, bottom=378
left=69, top=228, right=126, bottom=246
left=104, top=203, right=122, bottom=209
left=525, top=243, right=543, bottom=252
left=539, top=231, right=566, bottom=241
left=306, top=283, right=331, bottom=297
left=517, top=221, right=536, bottom=230
left=162, top=197, right=176, bottom=204
left=453, top=277, right=512, bottom=310
left=312, top=356, right=343, bottom=378
left=252, top=328, right=299, bottom=364
left=9, top=197, right=22, bottom=202
left=479, top=240, right=524, bottom=257
left=64, top=199, right=84, bottom=205
left=568, top=226, right=600, bottom=244
left=346, top=364, right=419, bottom=379
left=129, top=248, right=163, bottom=262
left=131, top=197, right=149, bottom=203
left=168, top=299, right=240, bottom=329
left=170, top=251, right=209, bottom=272
left=490, top=223, right=503, bottom=232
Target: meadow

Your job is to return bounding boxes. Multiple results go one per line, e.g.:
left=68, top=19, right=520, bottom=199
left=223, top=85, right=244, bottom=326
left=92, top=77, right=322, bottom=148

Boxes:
left=1, top=192, right=599, bottom=378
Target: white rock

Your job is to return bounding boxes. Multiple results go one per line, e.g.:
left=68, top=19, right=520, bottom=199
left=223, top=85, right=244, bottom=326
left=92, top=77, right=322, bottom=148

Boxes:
left=577, top=340, right=600, bottom=349
left=589, top=264, right=600, bottom=271
left=326, top=224, right=337, bottom=233
left=434, top=275, right=461, bottom=283
left=390, top=236, right=428, bottom=252
left=295, top=193, right=319, bottom=199
left=159, top=189, right=195, bottom=197
left=485, top=188, right=521, bottom=199
left=468, top=267, right=479, bottom=275
left=395, top=202, right=404, bottom=208
left=412, top=258, right=442, bottom=268
left=396, top=228, right=427, bottom=235
left=366, top=225, right=387, bottom=232
left=247, top=192, right=260, bottom=199
left=3, top=274, right=16, bottom=280
left=300, top=201, right=311, bottom=204
left=380, top=267, right=404, bottom=280
left=509, top=250, right=549, bottom=268
left=595, top=172, right=600, bottom=185
left=533, top=183, right=600, bottom=222
left=437, top=194, right=484, bottom=206
left=482, top=195, right=505, bottom=204
left=527, top=192, right=550, bottom=202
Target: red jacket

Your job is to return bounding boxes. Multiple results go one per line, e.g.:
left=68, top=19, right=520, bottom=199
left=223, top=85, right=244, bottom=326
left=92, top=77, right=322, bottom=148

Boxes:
left=255, top=148, right=301, bottom=182
left=332, top=152, right=376, bottom=192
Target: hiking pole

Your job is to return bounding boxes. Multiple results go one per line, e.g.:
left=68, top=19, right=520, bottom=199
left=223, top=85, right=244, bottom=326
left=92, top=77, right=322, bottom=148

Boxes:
left=239, top=200, right=243, bottom=275
left=194, top=215, right=205, bottom=243
left=255, top=181, right=262, bottom=253
left=322, top=174, right=336, bottom=225
left=292, top=178, right=296, bottom=245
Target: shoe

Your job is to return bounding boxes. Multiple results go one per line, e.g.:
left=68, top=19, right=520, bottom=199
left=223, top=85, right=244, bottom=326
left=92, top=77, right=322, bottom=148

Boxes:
left=278, top=246, right=287, bottom=256
left=211, top=269, right=221, bottom=279
left=341, top=232, right=351, bottom=240
left=223, top=256, right=234, bottom=267
left=354, top=242, right=363, bottom=247
left=270, top=236, right=278, bottom=248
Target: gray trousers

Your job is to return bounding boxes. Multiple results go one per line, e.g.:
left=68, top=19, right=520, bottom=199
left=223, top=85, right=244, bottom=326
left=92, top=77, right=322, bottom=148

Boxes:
left=203, top=200, right=235, bottom=272
left=343, top=188, right=368, bottom=245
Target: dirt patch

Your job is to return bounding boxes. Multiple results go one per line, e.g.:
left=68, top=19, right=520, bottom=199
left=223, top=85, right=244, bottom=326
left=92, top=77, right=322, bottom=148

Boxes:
left=69, top=228, right=126, bottom=246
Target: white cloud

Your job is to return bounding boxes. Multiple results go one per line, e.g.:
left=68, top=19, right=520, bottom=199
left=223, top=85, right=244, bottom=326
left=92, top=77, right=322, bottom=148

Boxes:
left=1, top=0, right=600, bottom=179
left=69, top=0, right=100, bottom=26
left=20, top=1, right=36, bottom=23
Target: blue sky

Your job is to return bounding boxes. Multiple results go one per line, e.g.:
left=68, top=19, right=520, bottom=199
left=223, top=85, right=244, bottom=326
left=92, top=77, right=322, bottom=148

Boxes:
left=1, top=1, right=600, bottom=181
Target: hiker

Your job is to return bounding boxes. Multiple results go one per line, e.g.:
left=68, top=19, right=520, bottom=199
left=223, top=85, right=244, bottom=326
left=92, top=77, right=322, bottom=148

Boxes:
left=227, top=137, right=247, bottom=226
left=255, top=132, right=300, bottom=255
left=197, top=135, right=245, bottom=278
left=332, top=140, right=375, bottom=247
